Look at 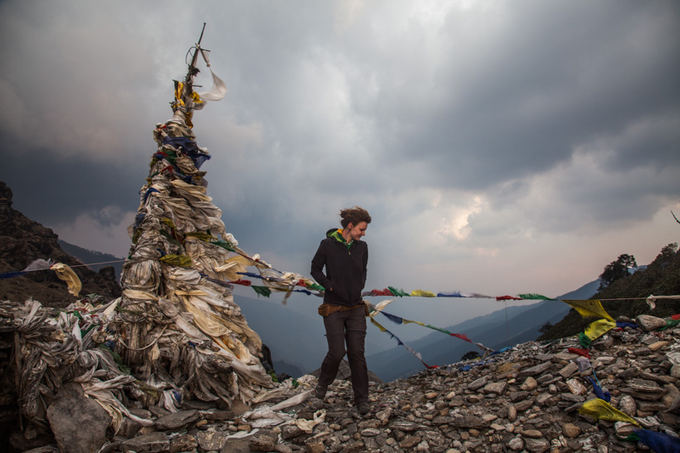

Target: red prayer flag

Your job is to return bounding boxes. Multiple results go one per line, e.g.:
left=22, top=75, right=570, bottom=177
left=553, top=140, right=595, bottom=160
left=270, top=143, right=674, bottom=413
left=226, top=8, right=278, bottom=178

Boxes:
left=450, top=333, right=472, bottom=343
left=496, top=295, right=522, bottom=301
left=568, top=347, right=591, bottom=358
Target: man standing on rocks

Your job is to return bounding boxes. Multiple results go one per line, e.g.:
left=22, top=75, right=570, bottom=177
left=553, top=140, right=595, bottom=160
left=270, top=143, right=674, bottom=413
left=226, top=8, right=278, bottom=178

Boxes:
left=311, top=206, right=371, bottom=415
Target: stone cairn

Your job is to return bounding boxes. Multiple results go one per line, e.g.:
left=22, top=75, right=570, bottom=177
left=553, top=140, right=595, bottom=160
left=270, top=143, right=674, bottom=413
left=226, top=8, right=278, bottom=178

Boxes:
left=0, top=33, right=301, bottom=451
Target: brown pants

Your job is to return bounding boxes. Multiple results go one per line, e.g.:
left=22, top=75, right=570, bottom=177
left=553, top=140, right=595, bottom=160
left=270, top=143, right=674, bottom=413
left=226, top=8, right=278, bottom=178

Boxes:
left=317, top=306, right=369, bottom=404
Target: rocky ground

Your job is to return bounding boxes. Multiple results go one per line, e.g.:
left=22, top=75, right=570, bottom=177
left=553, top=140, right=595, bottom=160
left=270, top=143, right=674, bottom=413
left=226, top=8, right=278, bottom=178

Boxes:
left=22, top=314, right=675, bottom=453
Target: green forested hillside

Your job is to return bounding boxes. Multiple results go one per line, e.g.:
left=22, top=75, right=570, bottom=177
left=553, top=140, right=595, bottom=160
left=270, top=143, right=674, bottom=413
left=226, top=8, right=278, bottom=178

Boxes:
left=538, top=242, right=680, bottom=341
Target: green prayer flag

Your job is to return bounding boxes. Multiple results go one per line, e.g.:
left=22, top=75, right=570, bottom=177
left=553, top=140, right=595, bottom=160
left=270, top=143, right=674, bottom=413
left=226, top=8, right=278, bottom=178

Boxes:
left=388, top=286, right=410, bottom=297
left=158, top=148, right=177, bottom=164
left=306, top=282, right=325, bottom=292
left=662, top=319, right=680, bottom=330
left=578, top=332, right=592, bottom=349
left=518, top=293, right=550, bottom=300
left=212, top=240, right=236, bottom=251
left=252, top=285, right=271, bottom=297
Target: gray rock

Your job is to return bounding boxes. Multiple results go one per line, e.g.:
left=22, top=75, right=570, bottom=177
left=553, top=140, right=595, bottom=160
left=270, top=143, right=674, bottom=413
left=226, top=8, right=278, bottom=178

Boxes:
left=536, top=392, right=553, bottom=405
left=519, top=361, right=552, bottom=377
left=46, top=383, right=111, bottom=453
left=248, top=430, right=278, bottom=451
left=562, top=422, right=580, bottom=438
left=628, top=378, right=662, bottom=393
left=482, top=381, right=507, bottom=395
left=121, top=432, right=170, bottom=452
left=566, top=378, right=587, bottom=395
left=536, top=373, right=555, bottom=385
left=524, top=437, right=550, bottom=452
left=399, top=434, right=422, bottom=448
left=154, top=409, right=199, bottom=430
left=559, top=362, right=579, bottom=378
left=390, top=420, right=420, bottom=432
left=514, top=398, right=535, bottom=412
left=282, top=424, right=304, bottom=439
left=636, top=314, right=667, bottom=331
left=220, top=438, right=251, bottom=453
left=662, top=383, right=680, bottom=411
left=618, top=395, right=636, bottom=416
left=507, top=436, right=524, bottom=451
left=196, top=428, right=229, bottom=451
left=467, top=376, right=489, bottom=390
left=169, top=433, right=197, bottom=453
left=520, top=376, right=538, bottom=391
left=450, top=415, right=489, bottom=429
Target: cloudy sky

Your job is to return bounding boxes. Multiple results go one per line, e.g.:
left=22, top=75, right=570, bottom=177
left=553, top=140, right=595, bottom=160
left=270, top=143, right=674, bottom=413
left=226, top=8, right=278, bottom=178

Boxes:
left=1, top=0, right=679, bottom=299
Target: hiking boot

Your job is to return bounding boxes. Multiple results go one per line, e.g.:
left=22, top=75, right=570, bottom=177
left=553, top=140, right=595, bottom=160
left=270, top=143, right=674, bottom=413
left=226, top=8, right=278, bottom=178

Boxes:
left=308, top=396, right=324, bottom=410
left=357, top=401, right=370, bottom=415
left=314, top=385, right=327, bottom=399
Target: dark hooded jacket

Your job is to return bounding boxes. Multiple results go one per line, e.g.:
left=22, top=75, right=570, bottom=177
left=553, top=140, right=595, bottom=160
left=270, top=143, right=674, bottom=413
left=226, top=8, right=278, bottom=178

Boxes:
left=311, top=228, right=368, bottom=306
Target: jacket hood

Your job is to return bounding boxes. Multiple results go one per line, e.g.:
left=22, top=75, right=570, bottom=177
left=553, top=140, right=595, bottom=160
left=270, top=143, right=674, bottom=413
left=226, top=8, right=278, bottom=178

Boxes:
left=326, top=228, right=353, bottom=247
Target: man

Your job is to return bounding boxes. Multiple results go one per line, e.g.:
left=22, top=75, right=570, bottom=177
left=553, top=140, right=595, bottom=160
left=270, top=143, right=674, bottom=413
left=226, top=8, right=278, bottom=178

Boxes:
left=311, top=206, right=371, bottom=415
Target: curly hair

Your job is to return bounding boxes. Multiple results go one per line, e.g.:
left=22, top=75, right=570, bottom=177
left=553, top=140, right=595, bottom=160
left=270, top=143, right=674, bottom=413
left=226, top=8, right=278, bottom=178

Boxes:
left=340, top=206, right=372, bottom=228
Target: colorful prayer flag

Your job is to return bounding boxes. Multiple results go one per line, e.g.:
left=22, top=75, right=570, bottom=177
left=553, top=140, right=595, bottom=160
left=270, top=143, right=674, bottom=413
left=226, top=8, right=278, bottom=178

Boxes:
left=410, top=289, right=436, bottom=297
left=578, top=398, right=639, bottom=425
left=563, top=299, right=614, bottom=321
left=252, top=286, right=271, bottom=297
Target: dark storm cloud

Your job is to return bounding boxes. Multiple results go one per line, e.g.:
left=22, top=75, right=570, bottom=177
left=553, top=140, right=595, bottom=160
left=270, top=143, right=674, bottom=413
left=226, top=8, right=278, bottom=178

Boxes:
left=365, top=0, right=680, bottom=190
left=1, top=148, right=145, bottom=226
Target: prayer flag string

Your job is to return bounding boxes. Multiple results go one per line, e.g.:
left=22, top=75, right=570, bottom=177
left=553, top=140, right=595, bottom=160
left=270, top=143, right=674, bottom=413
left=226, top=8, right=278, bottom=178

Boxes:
left=369, top=317, right=438, bottom=369
left=378, top=310, right=493, bottom=352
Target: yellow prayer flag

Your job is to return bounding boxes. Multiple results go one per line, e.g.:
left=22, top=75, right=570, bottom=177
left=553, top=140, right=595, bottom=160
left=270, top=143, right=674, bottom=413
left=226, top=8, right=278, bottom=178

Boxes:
left=50, top=263, right=82, bottom=297
left=584, top=318, right=617, bottom=341
left=370, top=317, right=388, bottom=333
left=563, top=299, right=614, bottom=321
left=410, top=289, right=436, bottom=297
left=578, top=398, right=639, bottom=425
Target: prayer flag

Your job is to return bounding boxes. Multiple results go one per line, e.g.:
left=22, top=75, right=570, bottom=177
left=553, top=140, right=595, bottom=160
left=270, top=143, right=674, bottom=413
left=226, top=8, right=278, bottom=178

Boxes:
left=252, top=286, right=271, bottom=297
left=388, top=286, right=410, bottom=297
left=159, top=254, right=193, bottom=268
left=563, top=299, right=614, bottom=321
left=631, top=429, right=680, bottom=453
left=437, top=292, right=463, bottom=297
left=496, top=295, right=522, bottom=301
left=583, top=318, right=617, bottom=341
left=50, top=263, right=82, bottom=297
left=410, top=289, right=436, bottom=297
left=518, top=293, right=550, bottom=300
left=370, top=318, right=434, bottom=369
left=578, top=398, right=639, bottom=425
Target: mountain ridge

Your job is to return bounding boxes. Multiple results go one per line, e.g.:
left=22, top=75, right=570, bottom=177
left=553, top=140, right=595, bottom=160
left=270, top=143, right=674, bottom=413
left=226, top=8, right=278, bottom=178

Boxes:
left=0, top=181, right=121, bottom=307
